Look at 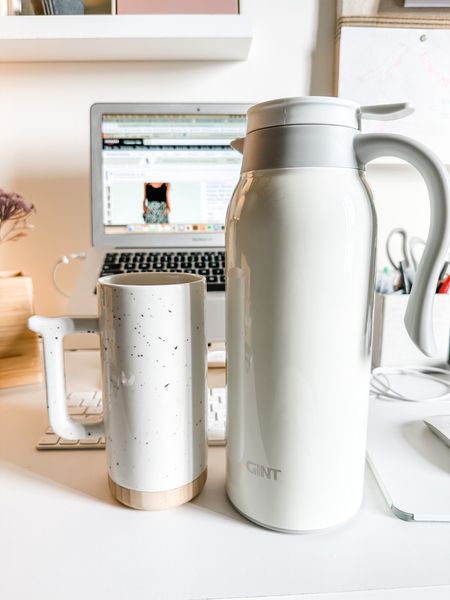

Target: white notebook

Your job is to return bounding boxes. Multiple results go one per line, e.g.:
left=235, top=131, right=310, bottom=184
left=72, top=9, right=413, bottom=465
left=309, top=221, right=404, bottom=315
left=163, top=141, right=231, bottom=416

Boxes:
left=367, top=395, right=450, bottom=522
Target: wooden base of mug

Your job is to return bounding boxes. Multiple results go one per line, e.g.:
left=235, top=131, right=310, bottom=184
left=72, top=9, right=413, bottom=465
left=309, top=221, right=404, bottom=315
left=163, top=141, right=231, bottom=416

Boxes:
left=108, top=468, right=207, bottom=510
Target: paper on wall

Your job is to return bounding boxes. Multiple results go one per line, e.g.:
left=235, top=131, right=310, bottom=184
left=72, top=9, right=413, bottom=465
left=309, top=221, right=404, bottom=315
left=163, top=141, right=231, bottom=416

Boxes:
left=337, top=26, right=450, bottom=163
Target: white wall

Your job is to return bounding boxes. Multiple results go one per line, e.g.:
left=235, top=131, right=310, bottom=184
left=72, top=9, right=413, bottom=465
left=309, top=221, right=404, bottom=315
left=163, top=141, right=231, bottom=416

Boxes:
left=0, top=0, right=436, bottom=315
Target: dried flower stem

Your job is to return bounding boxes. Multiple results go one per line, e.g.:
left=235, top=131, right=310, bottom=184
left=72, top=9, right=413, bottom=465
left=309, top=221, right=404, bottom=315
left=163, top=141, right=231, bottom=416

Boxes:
left=0, top=189, right=35, bottom=245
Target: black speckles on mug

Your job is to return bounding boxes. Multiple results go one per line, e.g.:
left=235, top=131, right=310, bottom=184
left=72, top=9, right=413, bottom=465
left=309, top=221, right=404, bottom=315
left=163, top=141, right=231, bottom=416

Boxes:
left=97, top=278, right=206, bottom=496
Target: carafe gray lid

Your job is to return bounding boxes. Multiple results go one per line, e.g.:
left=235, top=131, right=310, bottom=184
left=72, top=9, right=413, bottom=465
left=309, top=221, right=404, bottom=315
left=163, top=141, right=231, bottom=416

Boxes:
left=245, top=96, right=413, bottom=133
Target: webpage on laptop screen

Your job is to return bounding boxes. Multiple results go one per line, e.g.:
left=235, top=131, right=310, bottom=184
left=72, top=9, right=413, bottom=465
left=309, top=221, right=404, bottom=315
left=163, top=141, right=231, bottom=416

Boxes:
left=101, top=113, right=246, bottom=236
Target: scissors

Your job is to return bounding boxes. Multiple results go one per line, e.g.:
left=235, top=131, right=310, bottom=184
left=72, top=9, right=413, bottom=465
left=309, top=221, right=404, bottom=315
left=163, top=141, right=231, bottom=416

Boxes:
left=385, top=228, right=425, bottom=273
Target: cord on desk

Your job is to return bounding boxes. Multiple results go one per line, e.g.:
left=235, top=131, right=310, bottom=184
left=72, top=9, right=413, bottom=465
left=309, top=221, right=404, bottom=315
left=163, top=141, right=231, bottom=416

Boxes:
left=52, top=252, right=86, bottom=297
left=370, top=366, right=450, bottom=402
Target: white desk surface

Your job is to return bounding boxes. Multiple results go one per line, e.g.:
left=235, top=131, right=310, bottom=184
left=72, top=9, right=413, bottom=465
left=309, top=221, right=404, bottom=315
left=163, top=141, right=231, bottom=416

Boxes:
left=0, top=350, right=449, bottom=600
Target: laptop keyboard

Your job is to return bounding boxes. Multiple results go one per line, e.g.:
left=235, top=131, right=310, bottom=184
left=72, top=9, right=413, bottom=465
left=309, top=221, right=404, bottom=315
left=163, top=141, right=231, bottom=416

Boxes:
left=98, top=250, right=226, bottom=292
left=36, top=387, right=227, bottom=449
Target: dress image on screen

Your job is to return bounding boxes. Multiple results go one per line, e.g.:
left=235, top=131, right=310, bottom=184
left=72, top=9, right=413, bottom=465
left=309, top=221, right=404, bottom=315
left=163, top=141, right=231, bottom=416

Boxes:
left=143, top=182, right=171, bottom=224
left=99, top=111, right=247, bottom=235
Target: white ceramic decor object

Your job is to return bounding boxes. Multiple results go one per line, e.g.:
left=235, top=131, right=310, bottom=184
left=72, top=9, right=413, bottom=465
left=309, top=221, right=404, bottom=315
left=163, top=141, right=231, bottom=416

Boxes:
left=226, top=96, right=450, bottom=533
left=29, top=272, right=207, bottom=510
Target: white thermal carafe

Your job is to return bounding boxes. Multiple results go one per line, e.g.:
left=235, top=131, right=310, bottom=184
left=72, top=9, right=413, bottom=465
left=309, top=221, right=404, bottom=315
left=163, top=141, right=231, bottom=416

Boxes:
left=225, top=96, right=450, bottom=533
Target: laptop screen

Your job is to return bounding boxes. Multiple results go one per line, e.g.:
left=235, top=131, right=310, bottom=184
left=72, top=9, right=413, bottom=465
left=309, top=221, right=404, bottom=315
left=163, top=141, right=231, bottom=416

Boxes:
left=99, top=112, right=247, bottom=238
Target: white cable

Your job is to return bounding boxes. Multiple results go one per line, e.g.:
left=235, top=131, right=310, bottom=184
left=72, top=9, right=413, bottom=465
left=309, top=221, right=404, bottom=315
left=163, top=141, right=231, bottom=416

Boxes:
left=370, top=366, right=450, bottom=402
left=52, top=252, right=86, bottom=297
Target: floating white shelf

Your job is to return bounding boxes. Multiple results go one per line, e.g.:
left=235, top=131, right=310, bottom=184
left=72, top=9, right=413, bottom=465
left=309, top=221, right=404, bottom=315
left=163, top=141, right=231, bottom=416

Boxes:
left=0, top=14, right=252, bottom=61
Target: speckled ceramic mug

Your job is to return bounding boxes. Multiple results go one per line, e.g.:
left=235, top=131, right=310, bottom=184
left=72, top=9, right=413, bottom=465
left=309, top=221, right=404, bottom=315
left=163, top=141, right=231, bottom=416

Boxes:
left=29, top=272, right=207, bottom=510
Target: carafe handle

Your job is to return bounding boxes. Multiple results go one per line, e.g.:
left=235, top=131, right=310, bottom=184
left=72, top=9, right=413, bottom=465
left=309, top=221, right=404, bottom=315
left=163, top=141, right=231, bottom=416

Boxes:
left=354, top=133, right=450, bottom=356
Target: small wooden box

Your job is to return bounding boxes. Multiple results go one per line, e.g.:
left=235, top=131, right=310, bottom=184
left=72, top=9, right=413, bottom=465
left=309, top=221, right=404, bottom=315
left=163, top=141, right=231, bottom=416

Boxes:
left=0, top=271, right=42, bottom=388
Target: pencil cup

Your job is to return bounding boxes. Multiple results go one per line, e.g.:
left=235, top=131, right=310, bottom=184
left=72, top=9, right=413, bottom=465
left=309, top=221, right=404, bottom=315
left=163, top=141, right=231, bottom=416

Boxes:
left=29, top=272, right=208, bottom=510
left=372, top=292, right=450, bottom=368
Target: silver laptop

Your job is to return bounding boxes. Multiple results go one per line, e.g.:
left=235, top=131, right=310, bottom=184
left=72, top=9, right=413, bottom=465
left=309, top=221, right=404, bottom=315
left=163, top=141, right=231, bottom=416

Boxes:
left=67, top=102, right=249, bottom=342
